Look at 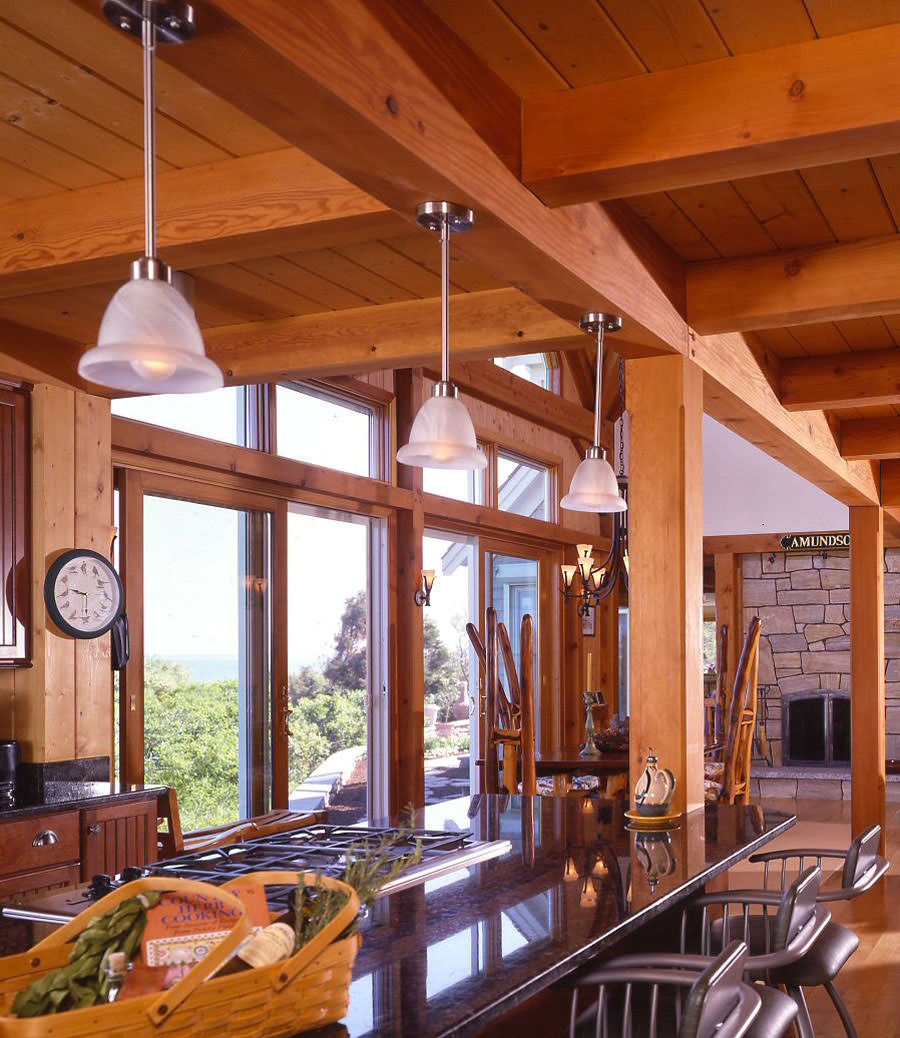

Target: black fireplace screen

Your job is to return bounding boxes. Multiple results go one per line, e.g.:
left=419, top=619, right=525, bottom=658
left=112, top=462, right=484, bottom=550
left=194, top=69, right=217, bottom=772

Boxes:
left=784, top=691, right=850, bottom=766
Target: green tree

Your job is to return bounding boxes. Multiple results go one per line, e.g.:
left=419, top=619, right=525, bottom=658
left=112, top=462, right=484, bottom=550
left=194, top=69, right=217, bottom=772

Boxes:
left=323, top=591, right=367, bottom=690
left=143, top=659, right=240, bottom=831
left=424, top=616, right=462, bottom=722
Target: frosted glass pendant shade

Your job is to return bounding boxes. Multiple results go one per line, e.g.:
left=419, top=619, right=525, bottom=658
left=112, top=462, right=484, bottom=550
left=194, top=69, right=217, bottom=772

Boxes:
left=397, top=388, right=487, bottom=470
left=79, top=277, right=223, bottom=394
left=560, top=449, right=627, bottom=512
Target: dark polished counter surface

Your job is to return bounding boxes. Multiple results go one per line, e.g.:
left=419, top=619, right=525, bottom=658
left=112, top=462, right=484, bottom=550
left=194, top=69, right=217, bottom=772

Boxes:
left=329, top=795, right=794, bottom=1038
left=0, top=781, right=165, bottom=820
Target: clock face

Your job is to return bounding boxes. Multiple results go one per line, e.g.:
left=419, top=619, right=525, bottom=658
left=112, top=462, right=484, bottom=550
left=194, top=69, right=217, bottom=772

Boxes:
left=44, top=550, right=124, bottom=639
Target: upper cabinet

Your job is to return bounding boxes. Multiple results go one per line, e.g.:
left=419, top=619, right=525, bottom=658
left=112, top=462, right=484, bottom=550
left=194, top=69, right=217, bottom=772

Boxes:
left=0, top=386, right=29, bottom=665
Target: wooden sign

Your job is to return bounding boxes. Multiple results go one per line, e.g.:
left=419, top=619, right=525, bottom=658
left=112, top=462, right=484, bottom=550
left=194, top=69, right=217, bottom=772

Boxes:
left=779, top=532, right=850, bottom=551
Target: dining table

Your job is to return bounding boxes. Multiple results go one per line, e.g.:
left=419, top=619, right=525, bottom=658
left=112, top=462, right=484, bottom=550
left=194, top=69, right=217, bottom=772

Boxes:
left=535, top=746, right=630, bottom=795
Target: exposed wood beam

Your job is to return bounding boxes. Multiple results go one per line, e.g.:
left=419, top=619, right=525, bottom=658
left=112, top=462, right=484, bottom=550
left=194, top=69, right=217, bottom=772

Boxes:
left=100, top=0, right=687, bottom=357
left=422, top=359, right=594, bottom=442
left=841, top=416, right=900, bottom=461
left=781, top=348, right=900, bottom=411
left=687, top=234, right=900, bottom=334
left=206, top=288, right=581, bottom=383
left=694, top=330, right=879, bottom=508
left=0, top=319, right=94, bottom=393
left=523, top=25, right=900, bottom=205
left=0, top=149, right=399, bottom=298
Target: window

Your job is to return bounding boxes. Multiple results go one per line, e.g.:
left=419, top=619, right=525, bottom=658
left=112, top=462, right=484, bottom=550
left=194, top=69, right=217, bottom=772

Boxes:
left=422, top=466, right=484, bottom=504
left=493, top=352, right=559, bottom=392
left=112, top=386, right=249, bottom=445
left=141, top=494, right=271, bottom=830
left=276, top=383, right=379, bottom=477
left=497, top=451, right=551, bottom=521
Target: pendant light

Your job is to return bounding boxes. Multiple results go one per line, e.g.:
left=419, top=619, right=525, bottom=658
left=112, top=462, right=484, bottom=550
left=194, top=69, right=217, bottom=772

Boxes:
left=561, top=313, right=626, bottom=512
left=396, top=202, right=486, bottom=470
left=78, top=0, right=222, bottom=395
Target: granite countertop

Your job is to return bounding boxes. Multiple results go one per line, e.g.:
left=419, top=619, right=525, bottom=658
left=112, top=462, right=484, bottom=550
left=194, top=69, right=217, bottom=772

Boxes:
left=0, top=782, right=165, bottom=820
left=321, top=795, right=795, bottom=1038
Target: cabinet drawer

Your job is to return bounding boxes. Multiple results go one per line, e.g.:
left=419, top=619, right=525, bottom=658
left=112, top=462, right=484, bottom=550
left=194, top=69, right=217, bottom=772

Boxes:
left=0, top=863, right=80, bottom=903
left=0, top=811, right=79, bottom=876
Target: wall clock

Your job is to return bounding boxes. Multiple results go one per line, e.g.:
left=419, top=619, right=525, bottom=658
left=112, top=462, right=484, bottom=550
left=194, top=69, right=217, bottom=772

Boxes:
left=44, top=549, right=124, bottom=639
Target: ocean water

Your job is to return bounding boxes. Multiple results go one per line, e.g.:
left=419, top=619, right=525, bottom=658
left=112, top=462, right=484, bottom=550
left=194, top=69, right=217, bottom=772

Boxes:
left=147, top=655, right=310, bottom=682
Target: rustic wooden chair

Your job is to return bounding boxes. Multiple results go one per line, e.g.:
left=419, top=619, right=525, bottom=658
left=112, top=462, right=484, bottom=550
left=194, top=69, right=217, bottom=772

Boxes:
left=157, top=787, right=325, bottom=858
left=704, top=616, right=761, bottom=804
left=467, top=607, right=536, bottom=796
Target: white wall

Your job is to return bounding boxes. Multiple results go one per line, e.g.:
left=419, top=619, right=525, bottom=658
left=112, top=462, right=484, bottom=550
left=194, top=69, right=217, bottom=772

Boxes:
left=703, top=415, right=848, bottom=537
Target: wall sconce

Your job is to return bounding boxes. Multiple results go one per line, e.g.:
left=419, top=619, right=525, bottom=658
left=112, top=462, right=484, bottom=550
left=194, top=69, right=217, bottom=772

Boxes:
left=415, top=569, right=436, bottom=607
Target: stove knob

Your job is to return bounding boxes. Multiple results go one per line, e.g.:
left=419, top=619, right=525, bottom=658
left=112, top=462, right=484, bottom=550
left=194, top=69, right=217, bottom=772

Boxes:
left=120, top=866, right=146, bottom=882
left=88, top=874, right=115, bottom=898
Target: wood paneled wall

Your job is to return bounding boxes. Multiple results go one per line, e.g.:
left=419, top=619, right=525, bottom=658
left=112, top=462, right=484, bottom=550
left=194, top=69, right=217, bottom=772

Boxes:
left=0, top=382, right=112, bottom=764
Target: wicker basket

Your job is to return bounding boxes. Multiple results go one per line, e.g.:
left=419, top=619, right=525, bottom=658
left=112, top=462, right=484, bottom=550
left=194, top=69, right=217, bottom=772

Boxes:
left=0, top=870, right=361, bottom=1038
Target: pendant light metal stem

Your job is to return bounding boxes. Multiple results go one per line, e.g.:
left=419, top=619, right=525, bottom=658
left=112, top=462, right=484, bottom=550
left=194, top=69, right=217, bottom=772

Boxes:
left=142, top=0, right=157, bottom=259
left=440, top=213, right=450, bottom=384
left=592, top=323, right=604, bottom=448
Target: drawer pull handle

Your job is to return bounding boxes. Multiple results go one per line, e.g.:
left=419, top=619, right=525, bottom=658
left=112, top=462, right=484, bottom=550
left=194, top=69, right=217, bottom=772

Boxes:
left=87, top=824, right=102, bottom=835
left=32, top=829, right=59, bottom=847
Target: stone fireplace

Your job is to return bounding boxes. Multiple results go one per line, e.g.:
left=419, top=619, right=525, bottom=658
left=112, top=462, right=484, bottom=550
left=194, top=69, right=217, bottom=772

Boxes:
left=741, top=548, right=900, bottom=768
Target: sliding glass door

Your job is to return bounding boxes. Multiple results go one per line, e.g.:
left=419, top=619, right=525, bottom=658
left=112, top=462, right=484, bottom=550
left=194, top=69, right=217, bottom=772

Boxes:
left=286, top=505, right=387, bottom=822
left=141, top=494, right=271, bottom=831
left=422, top=531, right=478, bottom=804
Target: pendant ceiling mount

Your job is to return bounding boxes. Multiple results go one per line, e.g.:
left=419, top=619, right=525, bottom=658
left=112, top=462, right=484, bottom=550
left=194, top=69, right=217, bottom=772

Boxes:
left=102, top=0, right=195, bottom=43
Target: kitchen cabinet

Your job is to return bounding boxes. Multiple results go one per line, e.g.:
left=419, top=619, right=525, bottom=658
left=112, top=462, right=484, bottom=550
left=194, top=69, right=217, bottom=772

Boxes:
left=0, top=385, right=29, bottom=665
left=0, top=809, right=80, bottom=901
left=0, top=790, right=160, bottom=903
left=81, top=796, right=158, bottom=879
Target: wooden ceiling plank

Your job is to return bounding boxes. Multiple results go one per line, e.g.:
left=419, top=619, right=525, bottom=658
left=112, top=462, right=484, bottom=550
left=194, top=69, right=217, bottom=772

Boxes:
left=781, top=348, right=900, bottom=410
left=0, top=74, right=162, bottom=181
left=192, top=264, right=324, bottom=321
left=872, top=154, right=900, bottom=229
left=835, top=316, right=898, bottom=351
left=386, top=234, right=507, bottom=293
left=237, top=255, right=369, bottom=312
left=522, top=24, right=900, bottom=204
left=0, top=156, right=65, bottom=200
left=0, top=317, right=93, bottom=391
left=204, top=287, right=580, bottom=383
left=687, top=234, right=900, bottom=333
left=332, top=240, right=441, bottom=299
left=695, top=329, right=880, bottom=507
left=420, top=0, right=568, bottom=97
left=0, top=121, right=115, bottom=191
left=130, top=0, right=687, bottom=356
left=786, top=321, right=849, bottom=356
left=665, top=181, right=778, bottom=257
left=699, top=0, right=816, bottom=54
left=840, top=415, right=900, bottom=460
left=494, top=0, right=645, bottom=86
left=733, top=171, right=835, bottom=250
left=625, top=192, right=720, bottom=261
left=804, top=0, right=900, bottom=36
left=0, top=148, right=398, bottom=297
left=285, top=250, right=419, bottom=306
left=801, top=159, right=897, bottom=241
left=597, top=0, right=729, bottom=70
left=2, top=0, right=286, bottom=156
left=0, top=22, right=229, bottom=171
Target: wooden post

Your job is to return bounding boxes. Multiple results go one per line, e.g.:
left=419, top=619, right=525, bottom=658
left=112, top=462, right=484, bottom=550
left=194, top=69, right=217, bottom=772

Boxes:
left=627, top=355, right=704, bottom=814
left=391, top=370, right=425, bottom=813
left=714, top=553, right=742, bottom=731
left=849, top=505, right=885, bottom=845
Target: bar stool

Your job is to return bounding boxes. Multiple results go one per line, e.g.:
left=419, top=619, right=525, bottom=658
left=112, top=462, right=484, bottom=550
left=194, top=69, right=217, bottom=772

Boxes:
left=558, top=940, right=795, bottom=1038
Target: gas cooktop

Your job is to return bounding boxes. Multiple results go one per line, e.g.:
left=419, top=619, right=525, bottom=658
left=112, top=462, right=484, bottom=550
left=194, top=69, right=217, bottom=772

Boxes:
left=4, top=822, right=511, bottom=925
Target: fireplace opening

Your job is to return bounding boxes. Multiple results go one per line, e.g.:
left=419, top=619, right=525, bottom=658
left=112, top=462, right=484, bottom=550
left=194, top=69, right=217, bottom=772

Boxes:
left=783, top=691, right=850, bottom=767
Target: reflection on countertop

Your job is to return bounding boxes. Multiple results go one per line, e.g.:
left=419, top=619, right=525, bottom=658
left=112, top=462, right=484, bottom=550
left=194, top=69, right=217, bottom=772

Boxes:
left=334, top=795, right=793, bottom=1038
